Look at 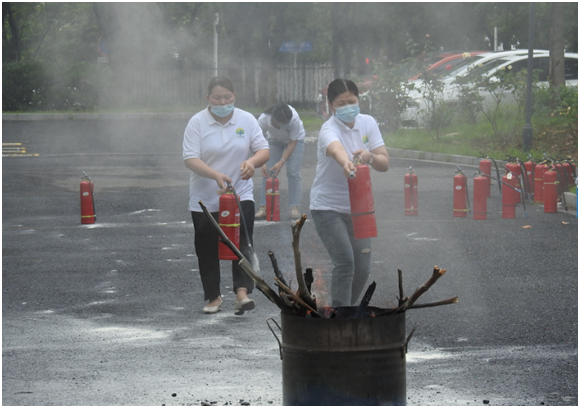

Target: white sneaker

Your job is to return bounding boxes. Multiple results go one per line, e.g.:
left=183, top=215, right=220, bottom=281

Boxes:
left=255, top=205, right=267, bottom=219
left=290, top=206, right=301, bottom=219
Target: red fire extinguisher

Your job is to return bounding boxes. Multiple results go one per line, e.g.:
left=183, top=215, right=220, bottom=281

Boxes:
left=543, top=168, right=559, bottom=213
left=80, top=172, right=96, bottom=224
left=502, top=172, right=517, bottom=219
left=348, top=164, right=377, bottom=239
left=534, top=163, right=549, bottom=204
left=505, top=162, right=522, bottom=203
left=524, top=159, right=535, bottom=196
left=404, top=167, right=418, bottom=216
left=473, top=173, right=488, bottom=220
left=218, top=190, right=240, bottom=260
left=453, top=169, right=469, bottom=218
left=479, top=158, right=492, bottom=198
left=266, top=171, right=280, bottom=222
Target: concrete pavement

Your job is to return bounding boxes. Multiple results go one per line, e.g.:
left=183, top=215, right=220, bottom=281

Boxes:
left=2, top=116, right=577, bottom=406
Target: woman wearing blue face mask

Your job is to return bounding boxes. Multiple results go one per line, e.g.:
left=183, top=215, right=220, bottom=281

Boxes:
left=256, top=103, right=306, bottom=220
left=309, top=78, right=390, bottom=307
left=183, top=76, right=270, bottom=315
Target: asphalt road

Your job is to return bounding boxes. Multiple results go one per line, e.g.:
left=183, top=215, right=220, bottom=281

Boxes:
left=2, top=117, right=578, bottom=406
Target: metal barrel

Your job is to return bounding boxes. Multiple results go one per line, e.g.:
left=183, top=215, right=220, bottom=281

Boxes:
left=277, top=309, right=407, bottom=406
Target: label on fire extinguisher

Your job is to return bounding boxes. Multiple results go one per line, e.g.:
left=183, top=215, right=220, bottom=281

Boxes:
left=455, top=185, right=462, bottom=190
left=507, top=173, right=512, bottom=180
left=221, top=211, right=230, bottom=217
left=82, top=192, right=90, bottom=197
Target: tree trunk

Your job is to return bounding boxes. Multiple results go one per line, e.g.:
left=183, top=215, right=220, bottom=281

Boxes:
left=2, top=2, right=21, bottom=62
left=549, top=3, right=566, bottom=91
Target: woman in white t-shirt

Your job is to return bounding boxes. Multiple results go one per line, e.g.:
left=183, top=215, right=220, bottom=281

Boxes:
left=183, top=76, right=270, bottom=315
left=309, top=78, right=390, bottom=307
left=255, top=103, right=306, bottom=220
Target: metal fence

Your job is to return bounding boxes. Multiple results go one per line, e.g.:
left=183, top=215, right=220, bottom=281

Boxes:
left=108, top=62, right=335, bottom=107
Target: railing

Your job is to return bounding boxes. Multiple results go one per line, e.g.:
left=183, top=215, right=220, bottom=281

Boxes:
left=100, top=63, right=335, bottom=107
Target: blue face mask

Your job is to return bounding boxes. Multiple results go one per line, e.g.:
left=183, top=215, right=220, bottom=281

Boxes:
left=334, top=103, right=360, bottom=123
left=210, top=103, right=235, bottom=118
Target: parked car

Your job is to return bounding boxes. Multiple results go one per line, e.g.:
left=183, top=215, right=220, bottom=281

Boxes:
left=400, top=52, right=578, bottom=127
left=407, top=51, right=487, bottom=81
left=439, top=49, right=549, bottom=81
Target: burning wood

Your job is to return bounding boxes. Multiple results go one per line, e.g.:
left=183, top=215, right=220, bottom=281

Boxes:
left=199, top=204, right=457, bottom=319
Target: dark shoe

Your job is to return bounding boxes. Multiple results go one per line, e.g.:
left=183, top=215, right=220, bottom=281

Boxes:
left=233, top=298, right=255, bottom=315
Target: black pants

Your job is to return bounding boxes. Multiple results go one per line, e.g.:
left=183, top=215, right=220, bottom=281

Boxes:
left=191, top=200, right=255, bottom=301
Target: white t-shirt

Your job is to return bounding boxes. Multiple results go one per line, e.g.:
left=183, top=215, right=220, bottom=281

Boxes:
left=183, top=107, right=269, bottom=212
left=258, top=105, right=306, bottom=144
left=309, top=114, right=384, bottom=213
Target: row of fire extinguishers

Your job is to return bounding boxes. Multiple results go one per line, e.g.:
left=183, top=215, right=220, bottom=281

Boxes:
left=402, top=153, right=577, bottom=220
left=80, top=151, right=575, bottom=248
left=78, top=166, right=376, bottom=257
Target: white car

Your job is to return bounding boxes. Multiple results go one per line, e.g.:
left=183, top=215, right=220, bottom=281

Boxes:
left=439, top=49, right=549, bottom=81
left=401, top=52, right=578, bottom=126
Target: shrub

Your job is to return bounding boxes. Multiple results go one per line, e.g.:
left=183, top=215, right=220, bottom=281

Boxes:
left=2, top=60, right=47, bottom=111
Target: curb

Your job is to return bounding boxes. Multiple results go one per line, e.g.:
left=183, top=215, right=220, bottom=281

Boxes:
left=386, top=147, right=480, bottom=166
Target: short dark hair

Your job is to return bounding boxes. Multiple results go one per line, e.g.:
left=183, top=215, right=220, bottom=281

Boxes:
left=271, top=103, right=293, bottom=123
left=327, top=79, right=359, bottom=104
left=207, top=76, right=234, bottom=95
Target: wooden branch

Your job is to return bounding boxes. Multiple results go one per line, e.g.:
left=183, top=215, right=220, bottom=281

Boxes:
left=198, top=200, right=292, bottom=313
left=356, top=281, right=376, bottom=317
left=275, top=277, right=321, bottom=317
left=408, top=296, right=458, bottom=309
left=279, top=291, right=295, bottom=308
left=398, top=269, right=405, bottom=306
left=268, top=250, right=288, bottom=287
left=394, top=265, right=448, bottom=313
left=304, top=268, right=313, bottom=293
left=291, top=214, right=317, bottom=309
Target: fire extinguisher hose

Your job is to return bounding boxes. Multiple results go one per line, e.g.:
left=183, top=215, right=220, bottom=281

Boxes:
left=516, top=159, right=531, bottom=200
left=551, top=164, right=568, bottom=211
left=226, top=182, right=261, bottom=273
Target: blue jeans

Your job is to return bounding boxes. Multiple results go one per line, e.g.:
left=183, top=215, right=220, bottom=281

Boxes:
left=311, top=210, right=372, bottom=307
left=260, top=139, right=304, bottom=207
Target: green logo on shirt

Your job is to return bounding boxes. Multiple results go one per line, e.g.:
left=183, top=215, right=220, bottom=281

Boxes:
left=236, top=128, right=245, bottom=138
left=362, top=135, right=369, bottom=144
